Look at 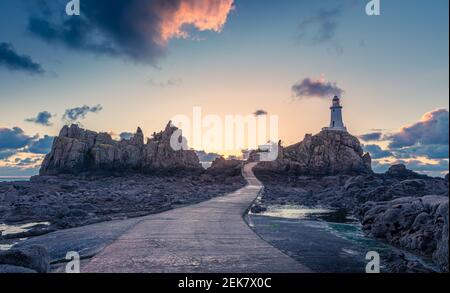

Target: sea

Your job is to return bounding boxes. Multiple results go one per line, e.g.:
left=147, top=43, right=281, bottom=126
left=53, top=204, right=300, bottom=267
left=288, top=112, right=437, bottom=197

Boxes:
left=0, top=177, right=31, bottom=182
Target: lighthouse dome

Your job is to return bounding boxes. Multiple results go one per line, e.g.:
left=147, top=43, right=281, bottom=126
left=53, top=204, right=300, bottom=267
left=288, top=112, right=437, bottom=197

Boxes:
left=332, top=96, right=341, bottom=107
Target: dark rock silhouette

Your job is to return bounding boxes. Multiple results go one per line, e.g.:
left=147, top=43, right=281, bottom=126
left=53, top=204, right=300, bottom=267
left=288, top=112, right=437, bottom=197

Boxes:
left=385, top=164, right=427, bottom=179
left=40, top=122, right=202, bottom=175
left=0, top=245, right=50, bottom=273
left=206, top=157, right=243, bottom=177
left=255, top=130, right=372, bottom=176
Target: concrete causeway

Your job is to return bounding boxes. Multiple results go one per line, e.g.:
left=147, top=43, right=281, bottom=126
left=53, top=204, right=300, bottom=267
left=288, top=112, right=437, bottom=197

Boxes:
left=83, top=163, right=311, bottom=273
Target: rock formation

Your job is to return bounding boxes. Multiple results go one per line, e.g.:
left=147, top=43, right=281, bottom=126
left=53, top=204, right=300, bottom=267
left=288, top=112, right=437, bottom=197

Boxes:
left=255, top=130, right=372, bottom=176
left=359, top=196, right=449, bottom=272
left=385, top=164, right=427, bottom=179
left=40, top=122, right=203, bottom=175
left=0, top=245, right=50, bottom=273
left=206, top=157, right=243, bottom=177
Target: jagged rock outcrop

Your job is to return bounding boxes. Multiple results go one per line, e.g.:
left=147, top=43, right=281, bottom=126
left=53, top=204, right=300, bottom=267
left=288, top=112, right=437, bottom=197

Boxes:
left=255, top=130, right=372, bottom=176
left=40, top=122, right=202, bottom=175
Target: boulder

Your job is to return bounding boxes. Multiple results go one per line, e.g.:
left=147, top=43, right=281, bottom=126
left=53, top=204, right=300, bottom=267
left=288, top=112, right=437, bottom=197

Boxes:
left=387, top=180, right=426, bottom=198
left=250, top=204, right=267, bottom=214
left=384, top=252, right=434, bottom=273
left=0, top=245, right=50, bottom=273
left=0, top=265, right=37, bottom=273
left=359, top=195, right=449, bottom=272
left=433, top=201, right=449, bottom=272
left=206, top=157, right=243, bottom=177
left=1, top=188, right=18, bottom=205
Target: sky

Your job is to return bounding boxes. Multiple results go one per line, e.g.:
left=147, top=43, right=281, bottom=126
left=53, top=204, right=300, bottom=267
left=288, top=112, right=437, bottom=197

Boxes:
left=0, top=0, right=449, bottom=177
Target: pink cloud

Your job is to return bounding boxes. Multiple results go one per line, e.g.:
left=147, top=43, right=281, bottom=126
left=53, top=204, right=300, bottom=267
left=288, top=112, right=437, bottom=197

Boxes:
left=157, top=0, right=234, bottom=43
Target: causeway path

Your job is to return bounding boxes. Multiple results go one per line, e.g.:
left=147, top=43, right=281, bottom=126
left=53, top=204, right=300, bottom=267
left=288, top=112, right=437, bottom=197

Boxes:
left=83, top=163, right=311, bottom=273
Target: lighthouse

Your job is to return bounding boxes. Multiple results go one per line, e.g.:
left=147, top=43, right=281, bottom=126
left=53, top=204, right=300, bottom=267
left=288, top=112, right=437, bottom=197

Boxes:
left=323, top=96, right=347, bottom=132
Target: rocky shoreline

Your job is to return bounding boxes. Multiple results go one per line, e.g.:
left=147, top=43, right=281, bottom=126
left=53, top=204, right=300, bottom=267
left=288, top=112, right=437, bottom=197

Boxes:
left=1, top=122, right=447, bottom=273
left=0, top=171, right=245, bottom=241
left=1, top=123, right=246, bottom=243
left=253, top=165, right=449, bottom=272
left=249, top=129, right=449, bottom=272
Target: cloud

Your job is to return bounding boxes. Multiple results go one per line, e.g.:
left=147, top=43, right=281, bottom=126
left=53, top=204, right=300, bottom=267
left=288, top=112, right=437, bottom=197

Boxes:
left=0, top=149, right=17, bottom=160
left=27, top=135, right=55, bottom=154
left=0, top=42, right=45, bottom=74
left=364, top=144, right=392, bottom=159
left=363, top=109, right=449, bottom=163
left=62, top=104, right=103, bottom=123
left=298, top=7, right=342, bottom=44
left=28, top=0, right=234, bottom=64
left=387, top=108, right=449, bottom=149
left=25, top=111, right=54, bottom=126
left=158, top=0, right=234, bottom=42
left=402, top=159, right=449, bottom=173
left=148, top=78, right=182, bottom=88
left=119, top=132, right=134, bottom=141
left=0, top=127, right=53, bottom=176
left=370, top=160, right=391, bottom=174
left=14, top=157, right=43, bottom=167
left=393, top=144, right=449, bottom=160
left=0, top=127, right=35, bottom=150
left=372, top=159, right=449, bottom=177
left=253, top=110, right=268, bottom=116
left=0, top=166, right=41, bottom=177
left=292, top=78, right=344, bottom=99
left=358, top=132, right=382, bottom=142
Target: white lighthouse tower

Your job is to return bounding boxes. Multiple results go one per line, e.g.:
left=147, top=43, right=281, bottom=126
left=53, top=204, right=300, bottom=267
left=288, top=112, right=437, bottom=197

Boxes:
left=323, top=96, right=347, bottom=132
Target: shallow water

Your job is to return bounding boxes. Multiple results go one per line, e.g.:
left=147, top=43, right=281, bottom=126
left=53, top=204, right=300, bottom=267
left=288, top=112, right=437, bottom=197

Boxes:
left=0, top=222, right=51, bottom=251
left=248, top=205, right=439, bottom=273
left=0, top=177, right=30, bottom=182
left=0, top=243, right=17, bottom=250
left=0, top=222, right=50, bottom=236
